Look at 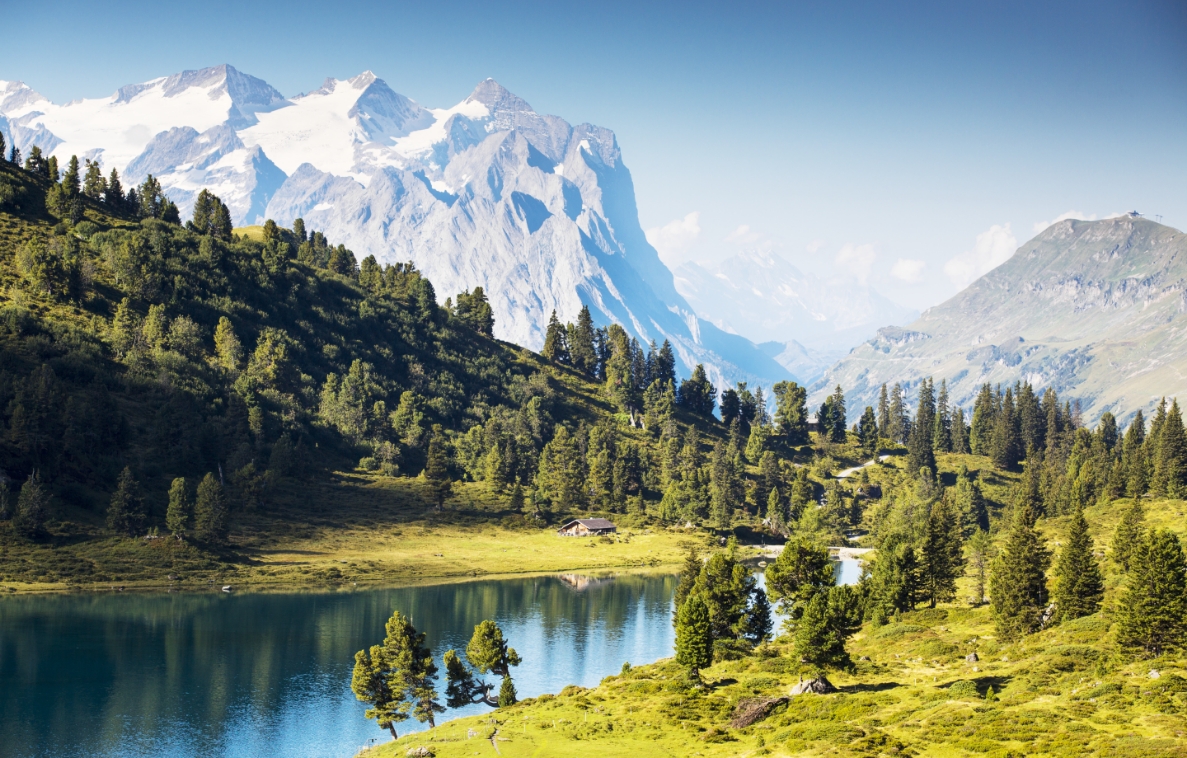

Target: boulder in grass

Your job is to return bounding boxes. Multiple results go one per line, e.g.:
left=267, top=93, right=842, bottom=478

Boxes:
left=789, top=676, right=836, bottom=696
left=406, top=747, right=434, bottom=757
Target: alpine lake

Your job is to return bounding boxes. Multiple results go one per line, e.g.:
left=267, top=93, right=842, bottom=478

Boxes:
left=0, top=560, right=860, bottom=758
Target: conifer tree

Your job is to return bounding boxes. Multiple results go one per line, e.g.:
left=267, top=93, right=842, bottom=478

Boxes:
left=920, top=498, right=964, bottom=607
left=765, top=535, right=835, bottom=622
left=13, top=472, right=50, bottom=540
left=569, top=305, right=597, bottom=375
left=772, top=380, right=809, bottom=446
left=951, top=407, right=970, bottom=454
left=541, top=309, right=569, bottom=364
left=908, top=378, right=936, bottom=476
left=106, top=466, right=147, bottom=536
left=1154, top=399, right=1187, bottom=498
left=497, top=675, right=517, bottom=706
left=966, top=528, right=993, bottom=605
left=62, top=155, right=80, bottom=197
left=675, top=591, right=713, bottom=680
left=166, top=477, right=190, bottom=539
left=1051, top=504, right=1103, bottom=621
left=933, top=379, right=951, bottom=453
left=743, top=587, right=774, bottom=644
left=868, top=533, right=921, bottom=614
left=793, top=586, right=860, bottom=670
left=990, top=387, right=1022, bottom=471
left=1116, top=529, right=1187, bottom=656
left=673, top=546, right=702, bottom=622
left=352, top=610, right=443, bottom=738
left=105, top=168, right=124, bottom=210
left=877, top=383, right=890, bottom=438
left=424, top=426, right=452, bottom=510
left=693, top=548, right=755, bottom=641
left=445, top=620, right=522, bottom=708
left=214, top=316, right=243, bottom=372
left=1125, top=409, right=1149, bottom=498
left=989, top=504, right=1051, bottom=641
left=1112, top=498, right=1145, bottom=572
left=194, top=472, right=229, bottom=543
left=82, top=159, right=105, bottom=199
left=887, top=383, right=907, bottom=444
left=858, top=405, right=879, bottom=457
left=0, top=480, right=10, bottom=521
left=970, top=383, right=996, bottom=455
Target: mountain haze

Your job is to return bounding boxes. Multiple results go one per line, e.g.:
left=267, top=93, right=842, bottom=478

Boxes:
left=811, top=216, right=1187, bottom=424
left=0, top=66, right=790, bottom=389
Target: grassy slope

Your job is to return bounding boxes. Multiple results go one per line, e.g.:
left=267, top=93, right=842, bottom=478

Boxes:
left=362, top=463, right=1187, bottom=758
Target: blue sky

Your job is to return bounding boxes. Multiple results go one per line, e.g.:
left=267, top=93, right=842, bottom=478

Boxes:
left=4, top=0, right=1185, bottom=309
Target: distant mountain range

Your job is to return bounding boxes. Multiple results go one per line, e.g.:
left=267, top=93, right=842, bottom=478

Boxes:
left=0, top=66, right=790, bottom=389
left=673, top=250, right=918, bottom=383
left=810, top=216, right=1187, bottom=424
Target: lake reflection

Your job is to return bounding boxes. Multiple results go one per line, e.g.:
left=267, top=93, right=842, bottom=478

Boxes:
left=0, top=573, right=677, bottom=758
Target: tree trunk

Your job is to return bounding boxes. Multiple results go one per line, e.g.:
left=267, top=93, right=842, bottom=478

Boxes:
left=388, top=724, right=397, bottom=740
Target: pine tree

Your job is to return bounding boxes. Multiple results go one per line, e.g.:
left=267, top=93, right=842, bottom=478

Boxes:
left=497, top=675, right=517, bottom=706
left=214, top=317, right=243, bottom=372
left=675, top=591, right=713, bottom=679
left=888, top=383, right=907, bottom=444
left=82, top=159, right=105, bottom=199
left=569, top=305, right=597, bottom=375
left=989, top=505, right=1051, bottom=641
left=106, top=466, right=147, bottom=536
left=970, top=383, right=996, bottom=455
left=933, top=379, right=951, bottom=453
left=352, top=609, right=443, bottom=738
left=166, top=477, right=190, bottom=539
left=62, top=155, right=81, bottom=197
left=793, top=587, right=858, bottom=670
left=673, top=546, right=702, bottom=623
left=13, top=472, right=50, bottom=540
left=908, top=378, right=936, bottom=476
left=877, top=383, right=890, bottom=438
left=424, top=426, right=452, bottom=509
left=105, top=169, right=124, bottom=210
left=772, top=381, right=809, bottom=446
left=868, top=534, right=921, bottom=614
left=951, top=407, right=970, bottom=454
left=1051, top=504, right=1104, bottom=621
left=920, top=499, right=963, bottom=607
left=1125, top=409, right=1149, bottom=498
left=541, top=309, right=569, bottom=364
left=1112, top=498, right=1145, bottom=572
left=194, top=472, right=229, bottom=543
left=1116, top=529, right=1187, bottom=656
left=858, top=405, right=879, bottom=457
left=966, top=528, right=993, bottom=605
left=990, top=387, right=1022, bottom=470
left=1155, top=399, right=1187, bottom=498
left=764, top=535, right=835, bottom=622
left=743, top=587, right=773, bottom=644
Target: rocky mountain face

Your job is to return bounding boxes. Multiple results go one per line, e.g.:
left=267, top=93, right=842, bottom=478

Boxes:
left=811, top=217, right=1187, bottom=424
left=674, top=250, right=917, bottom=382
left=0, top=66, right=789, bottom=388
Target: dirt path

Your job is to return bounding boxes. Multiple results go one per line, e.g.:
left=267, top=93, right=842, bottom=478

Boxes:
left=836, top=455, right=892, bottom=479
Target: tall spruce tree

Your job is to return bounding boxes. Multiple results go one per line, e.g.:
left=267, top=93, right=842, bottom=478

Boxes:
left=13, top=473, right=50, bottom=540
left=920, top=499, right=964, bottom=608
left=1051, top=504, right=1104, bottom=621
left=877, top=384, right=890, bottom=438
left=675, top=592, right=713, bottom=680
left=1155, top=399, right=1187, bottom=498
left=166, top=477, right=190, bottom=539
left=907, top=378, right=936, bottom=476
left=933, top=379, right=951, bottom=453
left=106, top=467, right=147, bottom=536
left=1112, top=498, right=1145, bottom=572
left=194, top=472, right=229, bottom=543
left=989, top=504, right=1051, bottom=641
left=970, top=383, right=995, bottom=455
left=1116, top=529, right=1187, bottom=656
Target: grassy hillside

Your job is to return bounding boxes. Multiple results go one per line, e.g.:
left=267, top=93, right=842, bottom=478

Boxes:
left=365, top=478, right=1187, bottom=758
left=0, top=158, right=756, bottom=590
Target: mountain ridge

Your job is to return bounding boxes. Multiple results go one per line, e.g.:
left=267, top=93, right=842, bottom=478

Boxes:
left=810, top=216, right=1187, bottom=423
left=0, top=65, right=791, bottom=388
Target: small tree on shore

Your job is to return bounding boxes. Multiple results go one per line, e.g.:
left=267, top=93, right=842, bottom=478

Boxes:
left=351, top=609, right=443, bottom=739
left=13, top=473, right=50, bottom=540
left=444, top=620, right=521, bottom=707
left=764, top=535, right=835, bottom=624
left=675, top=591, right=713, bottom=682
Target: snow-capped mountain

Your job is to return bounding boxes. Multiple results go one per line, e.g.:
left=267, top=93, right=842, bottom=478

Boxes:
left=0, top=65, right=790, bottom=388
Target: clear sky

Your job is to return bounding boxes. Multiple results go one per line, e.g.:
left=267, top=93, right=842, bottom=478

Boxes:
left=4, top=0, right=1185, bottom=310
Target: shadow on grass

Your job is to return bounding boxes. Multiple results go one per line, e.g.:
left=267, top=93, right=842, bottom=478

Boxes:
left=843, top=681, right=903, bottom=694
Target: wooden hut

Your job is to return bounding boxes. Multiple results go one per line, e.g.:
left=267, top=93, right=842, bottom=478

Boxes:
left=556, top=518, right=617, bottom=537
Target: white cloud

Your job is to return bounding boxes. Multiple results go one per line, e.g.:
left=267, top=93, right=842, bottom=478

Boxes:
left=891, top=258, right=926, bottom=283
left=645, top=211, right=701, bottom=265
left=725, top=223, right=764, bottom=246
left=835, top=243, right=877, bottom=285
left=1032, top=210, right=1096, bottom=235
left=943, top=223, right=1018, bottom=291
left=805, top=238, right=827, bottom=254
